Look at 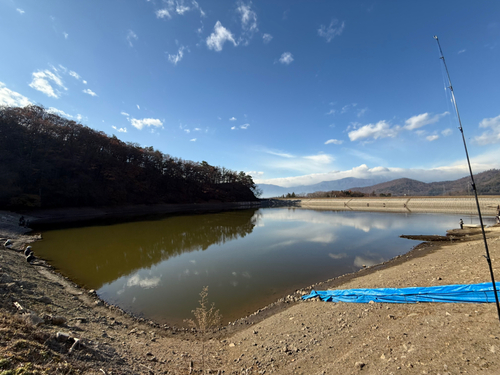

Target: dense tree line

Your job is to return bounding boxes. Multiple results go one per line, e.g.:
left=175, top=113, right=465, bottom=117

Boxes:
left=304, top=190, right=366, bottom=198
left=0, top=105, right=260, bottom=209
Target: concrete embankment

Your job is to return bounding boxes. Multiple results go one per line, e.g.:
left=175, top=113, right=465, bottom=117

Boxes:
left=298, top=196, right=500, bottom=215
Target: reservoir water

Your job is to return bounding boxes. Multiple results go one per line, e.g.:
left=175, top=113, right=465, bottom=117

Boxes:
left=32, top=208, right=492, bottom=325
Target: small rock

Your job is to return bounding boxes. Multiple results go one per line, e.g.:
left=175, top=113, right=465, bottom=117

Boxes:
left=51, top=316, right=67, bottom=326
left=355, top=361, right=365, bottom=369
left=22, top=312, right=44, bottom=326
left=229, top=343, right=235, bottom=347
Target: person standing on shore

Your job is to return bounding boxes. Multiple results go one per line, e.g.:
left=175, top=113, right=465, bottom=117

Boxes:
left=459, top=219, right=464, bottom=229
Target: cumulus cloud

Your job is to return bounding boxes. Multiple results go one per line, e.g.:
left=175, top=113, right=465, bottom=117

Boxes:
left=0, top=82, right=31, bottom=107
left=69, top=71, right=81, bottom=80
left=474, top=114, right=500, bottom=145
left=348, top=120, right=399, bottom=141
left=232, top=124, right=249, bottom=130
left=349, top=112, right=449, bottom=142
left=318, top=19, right=345, bottom=42
left=262, top=33, right=273, bottom=44
left=29, top=70, right=66, bottom=98
left=206, top=21, right=237, bottom=52
left=404, top=112, right=449, bottom=130
left=325, top=139, right=343, bottom=145
left=254, top=163, right=473, bottom=188
left=176, top=2, right=190, bottom=15
left=229, top=117, right=237, bottom=121
left=441, top=128, right=452, bottom=136
left=83, top=88, right=97, bottom=97
left=130, top=118, right=163, bottom=130
left=156, top=9, right=171, bottom=18
left=279, top=52, right=293, bottom=65
left=426, top=135, right=439, bottom=141
left=127, top=30, right=138, bottom=47
left=112, top=126, right=127, bottom=133
left=168, top=46, right=187, bottom=65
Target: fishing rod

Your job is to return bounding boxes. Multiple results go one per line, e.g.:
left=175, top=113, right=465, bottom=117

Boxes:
left=434, top=35, right=500, bottom=324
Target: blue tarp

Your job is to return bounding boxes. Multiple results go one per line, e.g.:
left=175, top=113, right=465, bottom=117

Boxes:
left=302, top=282, right=500, bottom=304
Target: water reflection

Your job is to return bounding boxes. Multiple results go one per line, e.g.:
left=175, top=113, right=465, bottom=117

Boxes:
left=33, top=209, right=489, bottom=325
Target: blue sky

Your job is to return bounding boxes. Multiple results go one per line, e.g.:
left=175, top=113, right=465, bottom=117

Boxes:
left=1, top=1, right=500, bottom=188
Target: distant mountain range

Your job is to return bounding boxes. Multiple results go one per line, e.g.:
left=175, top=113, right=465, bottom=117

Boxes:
left=258, top=169, right=500, bottom=198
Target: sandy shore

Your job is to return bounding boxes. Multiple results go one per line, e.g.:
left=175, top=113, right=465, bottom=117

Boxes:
left=2, top=207, right=500, bottom=374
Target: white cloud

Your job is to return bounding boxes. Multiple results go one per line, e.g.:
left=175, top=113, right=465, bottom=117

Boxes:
left=474, top=114, right=500, bottom=145
left=264, top=149, right=294, bottom=158
left=130, top=118, right=163, bottom=130
left=156, top=9, right=171, bottom=18
left=247, top=171, right=264, bottom=178
left=47, top=107, right=73, bottom=118
left=192, top=0, right=205, bottom=17
left=63, top=32, right=68, bottom=39
left=29, top=70, right=66, bottom=98
left=206, top=21, right=237, bottom=52
left=137, top=104, right=140, bottom=109
left=304, top=154, right=334, bottom=164
left=341, top=103, right=357, bottom=114
left=121, top=111, right=130, bottom=117
left=229, top=117, right=237, bottom=121
left=82, top=80, right=87, bottom=85
left=441, top=128, right=452, bottom=136
left=240, top=123, right=249, bottom=129
left=168, top=46, right=187, bottom=65
left=357, top=108, right=368, bottom=117
left=16, top=8, right=25, bottom=14
left=404, top=112, right=449, bottom=130
left=326, top=109, right=336, bottom=115
left=458, top=49, right=466, bottom=54
left=325, top=139, right=343, bottom=145
left=127, top=30, right=138, bottom=47
left=237, top=1, right=258, bottom=45
left=0, top=82, right=31, bottom=107
left=83, top=88, right=97, bottom=97
left=279, top=52, right=293, bottom=65
left=176, top=4, right=190, bottom=15
left=426, top=135, right=439, bottom=141
left=262, top=33, right=273, bottom=44
left=318, top=19, right=345, bottom=42
left=231, top=126, right=236, bottom=130
left=69, top=71, right=81, bottom=80
left=348, top=121, right=399, bottom=141
left=112, top=126, right=127, bottom=133
left=194, top=127, right=201, bottom=131
left=76, top=114, right=82, bottom=121
left=190, top=138, right=197, bottom=142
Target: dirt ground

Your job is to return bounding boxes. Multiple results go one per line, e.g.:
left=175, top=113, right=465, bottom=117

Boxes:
left=2, top=209, right=500, bottom=374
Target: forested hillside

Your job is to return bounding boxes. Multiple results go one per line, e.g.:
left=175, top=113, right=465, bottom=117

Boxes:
left=0, top=106, right=259, bottom=209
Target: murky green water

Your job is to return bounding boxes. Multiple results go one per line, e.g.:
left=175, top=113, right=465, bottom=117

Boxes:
left=32, top=209, right=492, bottom=325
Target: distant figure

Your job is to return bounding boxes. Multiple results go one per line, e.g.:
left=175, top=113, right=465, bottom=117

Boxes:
left=3, top=239, right=13, bottom=249
left=26, top=252, right=35, bottom=263
left=19, top=216, right=25, bottom=227
left=496, top=215, right=500, bottom=224
left=459, top=219, right=464, bottom=229
left=24, top=246, right=33, bottom=257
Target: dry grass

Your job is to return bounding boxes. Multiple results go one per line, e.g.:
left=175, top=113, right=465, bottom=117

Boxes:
left=184, top=286, right=222, bottom=374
